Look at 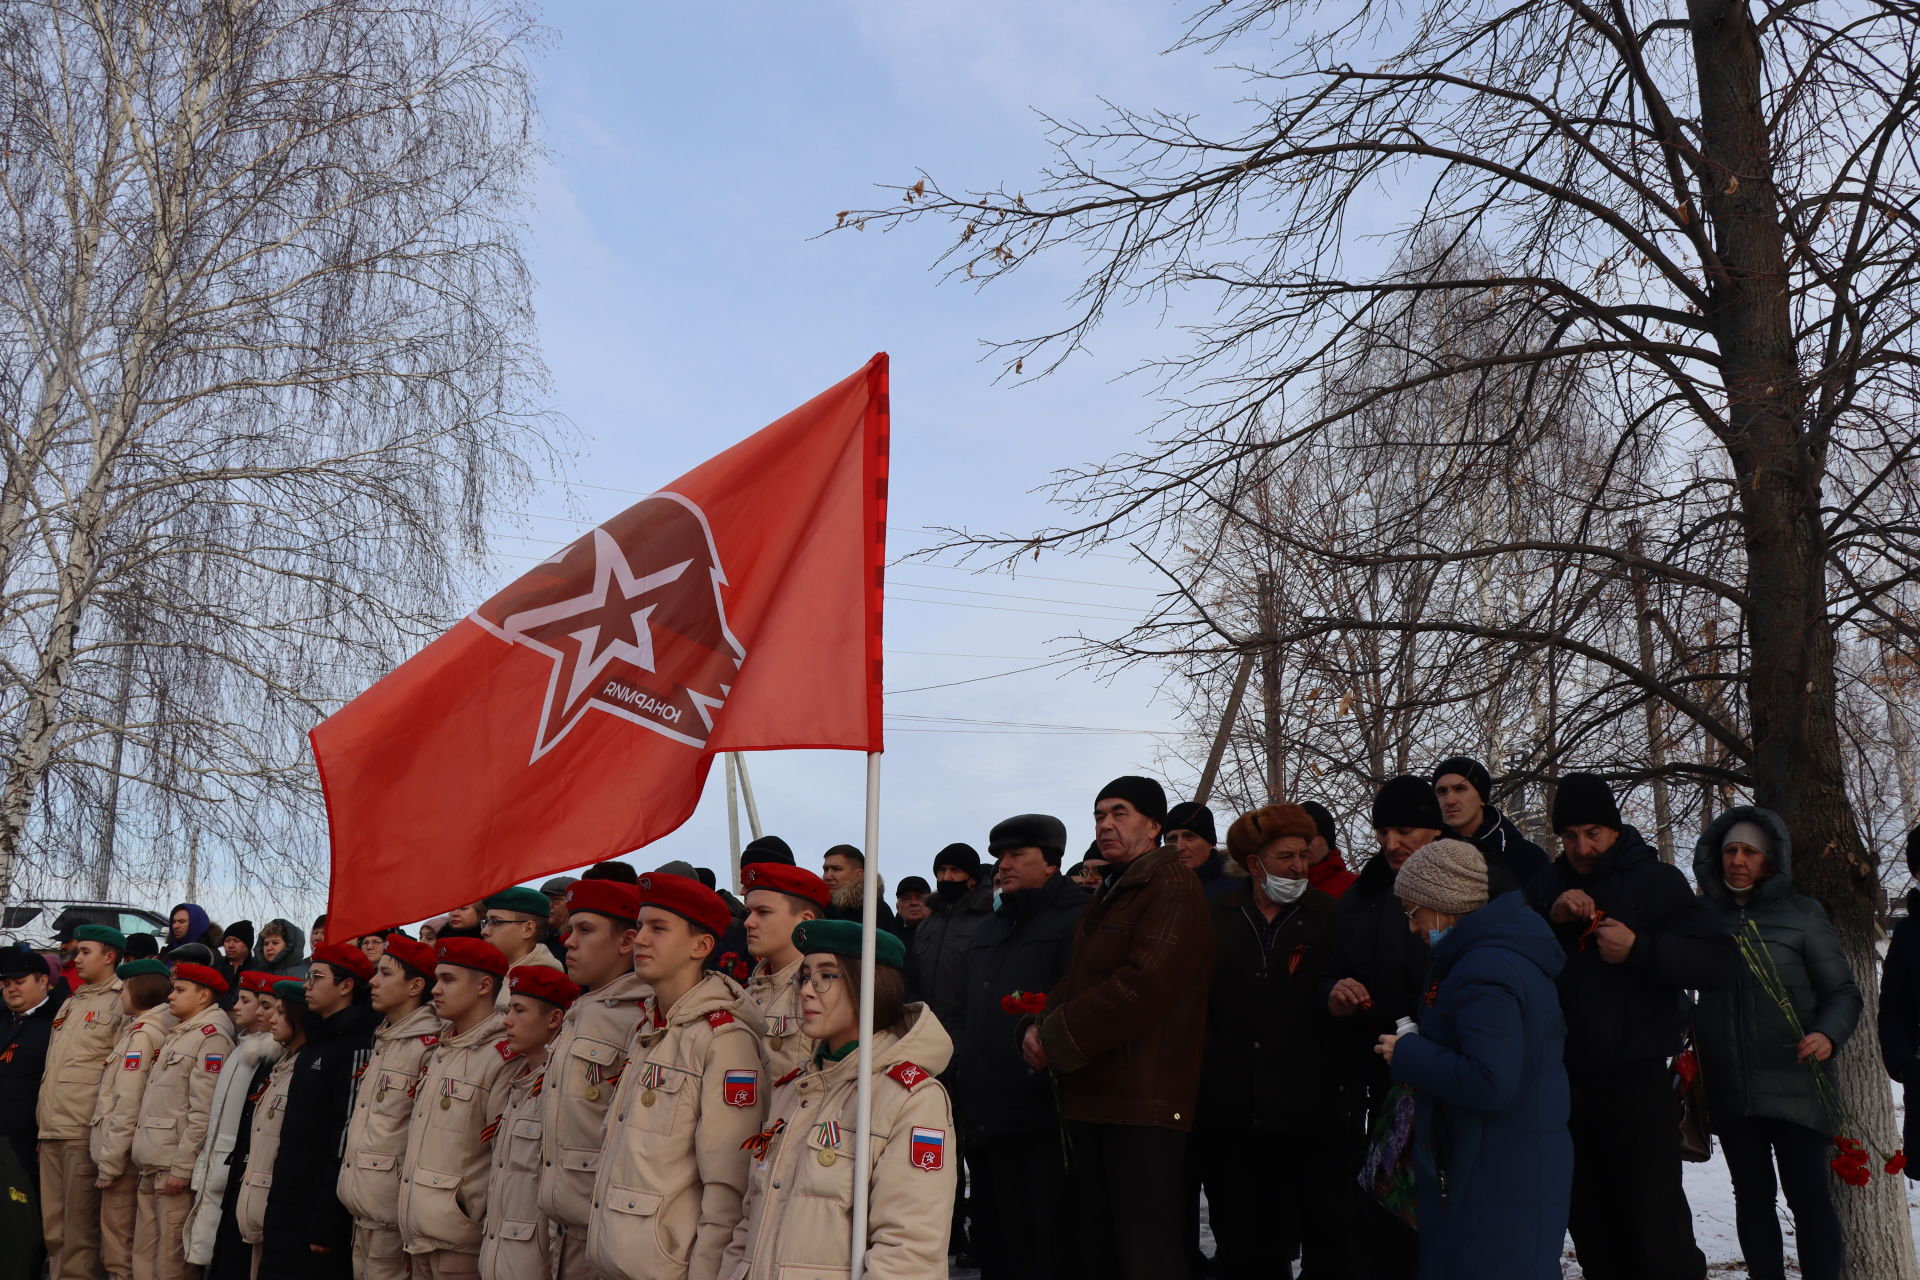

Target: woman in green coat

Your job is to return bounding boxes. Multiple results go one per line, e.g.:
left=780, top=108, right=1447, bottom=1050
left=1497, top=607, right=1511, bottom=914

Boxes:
left=1693, top=805, right=1862, bottom=1280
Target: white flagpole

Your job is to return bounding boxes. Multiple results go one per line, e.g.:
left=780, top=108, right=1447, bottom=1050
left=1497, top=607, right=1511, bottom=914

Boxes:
left=725, top=753, right=743, bottom=894
left=850, top=750, right=881, bottom=1280
left=735, top=750, right=764, bottom=841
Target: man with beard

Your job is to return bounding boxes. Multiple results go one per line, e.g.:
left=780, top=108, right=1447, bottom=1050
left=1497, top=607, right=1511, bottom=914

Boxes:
left=821, top=844, right=899, bottom=936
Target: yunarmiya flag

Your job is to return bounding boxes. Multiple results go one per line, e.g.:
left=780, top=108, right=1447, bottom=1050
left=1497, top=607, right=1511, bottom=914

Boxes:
left=313, top=355, right=889, bottom=938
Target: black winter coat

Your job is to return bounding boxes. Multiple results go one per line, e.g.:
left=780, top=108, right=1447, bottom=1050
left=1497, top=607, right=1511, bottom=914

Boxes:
left=1881, top=890, right=1920, bottom=1163
left=1318, top=852, right=1429, bottom=1100
left=1464, top=808, right=1550, bottom=891
left=1525, top=825, right=1737, bottom=1086
left=1197, top=884, right=1342, bottom=1133
left=0, top=983, right=61, bottom=1175
left=952, top=874, right=1085, bottom=1143
left=1692, top=806, right=1861, bottom=1136
left=261, top=1002, right=377, bottom=1272
left=908, top=881, right=995, bottom=1036
left=1192, top=852, right=1243, bottom=902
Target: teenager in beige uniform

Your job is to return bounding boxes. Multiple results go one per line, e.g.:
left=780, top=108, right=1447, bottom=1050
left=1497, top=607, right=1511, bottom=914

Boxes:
left=539, top=878, right=648, bottom=1280
left=480, top=886, right=567, bottom=1010
left=131, top=962, right=236, bottom=1280
left=397, top=938, right=517, bottom=1280
left=722, top=920, right=957, bottom=1280
left=235, top=982, right=307, bottom=1273
left=588, top=873, right=766, bottom=1280
left=479, top=965, right=581, bottom=1280
left=39, top=922, right=128, bottom=1280
left=338, top=934, right=444, bottom=1280
left=90, top=959, right=177, bottom=1280
left=739, top=864, right=827, bottom=1080
left=184, top=971, right=282, bottom=1270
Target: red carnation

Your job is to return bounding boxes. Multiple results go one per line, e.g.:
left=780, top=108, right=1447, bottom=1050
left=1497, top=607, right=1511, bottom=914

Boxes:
left=1888, top=1151, right=1908, bottom=1177
left=1001, top=989, right=1047, bottom=1017
left=1672, top=1049, right=1699, bottom=1089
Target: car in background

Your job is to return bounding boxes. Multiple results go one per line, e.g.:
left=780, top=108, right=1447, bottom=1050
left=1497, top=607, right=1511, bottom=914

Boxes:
left=0, top=899, right=170, bottom=953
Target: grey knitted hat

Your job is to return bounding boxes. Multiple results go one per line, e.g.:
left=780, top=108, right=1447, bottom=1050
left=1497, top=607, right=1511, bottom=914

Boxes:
left=1395, top=838, right=1491, bottom=916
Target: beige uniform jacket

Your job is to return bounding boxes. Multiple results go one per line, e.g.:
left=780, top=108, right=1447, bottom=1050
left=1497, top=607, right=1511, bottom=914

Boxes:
left=131, top=1007, right=237, bottom=1179
left=721, top=1005, right=957, bottom=1280
left=88, top=1005, right=178, bottom=1180
left=337, top=1003, right=446, bottom=1227
left=588, top=973, right=767, bottom=1280
left=397, top=1011, right=515, bottom=1256
left=478, top=1060, right=550, bottom=1280
left=38, top=977, right=127, bottom=1139
left=745, top=956, right=813, bottom=1082
left=235, top=1051, right=297, bottom=1243
left=495, top=943, right=566, bottom=1010
left=186, top=1032, right=281, bottom=1266
left=537, top=969, right=649, bottom=1230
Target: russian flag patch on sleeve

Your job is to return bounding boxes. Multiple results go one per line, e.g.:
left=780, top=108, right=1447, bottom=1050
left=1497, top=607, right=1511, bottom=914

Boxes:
left=205, top=1053, right=224, bottom=1074
left=909, top=1126, right=945, bottom=1172
left=122, top=1051, right=142, bottom=1072
left=722, top=1069, right=757, bottom=1108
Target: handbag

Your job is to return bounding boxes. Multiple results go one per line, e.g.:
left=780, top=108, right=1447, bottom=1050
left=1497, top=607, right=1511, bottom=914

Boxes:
left=1674, top=1026, right=1713, bottom=1162
left=1358, top=1082, right=1419, bottom=1227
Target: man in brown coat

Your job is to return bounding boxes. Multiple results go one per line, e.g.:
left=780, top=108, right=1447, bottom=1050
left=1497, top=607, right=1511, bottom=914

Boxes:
left=1022, top=775, right=1212, bottom=1280
left=38, top=923, right=127, bottom=1280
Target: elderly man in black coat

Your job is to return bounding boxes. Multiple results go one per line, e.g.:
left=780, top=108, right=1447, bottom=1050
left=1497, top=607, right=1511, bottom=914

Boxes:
left=954, top=814, right=1085, bottom=1280
left=0, top=946, right=62, bottom=1275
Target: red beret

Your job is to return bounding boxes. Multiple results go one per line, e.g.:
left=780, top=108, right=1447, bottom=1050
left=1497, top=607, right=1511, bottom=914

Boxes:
left=381, top=934, right=437, bottom=979
left=509, top=966, right=582, bottom=1010
left=435, top=937, right=507, bottom=979
left=742, top=863, right=830, bottom=913
left=563, top=879, right=641, bottom=924
left=239, top=970, right=278, bottom=995
left=312, top=942, right=375, bottom=982
left=636, top=872, right=731, bottom=937
left=173, top=962, right=229, bottom=994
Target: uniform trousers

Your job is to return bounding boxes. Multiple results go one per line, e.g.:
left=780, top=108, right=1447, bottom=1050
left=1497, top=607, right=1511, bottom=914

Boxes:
left=1068, top=1121, right=1189, bottom=1280
left=131, top=1170, right=195, bottom=1280
left=1566, top=1059, right=1708, bottom=1280
left=556, top=1224, right=600, bottom=1280
left=39, top=1136, right=103, bottom=1280
left=101, top=1170, right=141, bottom=1280
left=352, top=1222, right=409, bottom=1280
left=412, top=1249, right=481, bottom=1279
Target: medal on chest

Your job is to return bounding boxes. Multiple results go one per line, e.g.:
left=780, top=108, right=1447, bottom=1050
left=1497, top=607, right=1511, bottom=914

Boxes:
left=637, top=1062, right=666, bottom=1107
left=815, top=1120, right=842, bottom=1166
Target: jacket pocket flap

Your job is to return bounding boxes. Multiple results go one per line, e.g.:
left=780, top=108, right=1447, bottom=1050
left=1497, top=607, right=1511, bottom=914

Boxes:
left=560, top=1147, right=601, bottom=1172
left=378, top=1070, right=414, bottom=1092
left=648, top=1065, right=688, bottom=1093
left=444, top=1078, right=477, bottom=1102
left=604, top=1186, right=661, bottom=1216
left=570, top=1038, right=620, bottom=1066
left=414, top=1168, right=461, bottom=1190
left=510, top=1117, right=542, bottom=1140
left=141, top=1115, right=177, bottom=1129
left=243, top=1171, right=273, bottom=1188
left=498, top=1220, right=537, bottom=1241
left=356, top=1151, right=397, bottom=1172
left=777, top=1267, right=851, bottom=1280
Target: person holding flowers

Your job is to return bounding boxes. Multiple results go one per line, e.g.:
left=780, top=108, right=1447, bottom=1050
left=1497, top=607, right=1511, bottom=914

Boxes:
left=1693, top=805, right=1863, bottom=1280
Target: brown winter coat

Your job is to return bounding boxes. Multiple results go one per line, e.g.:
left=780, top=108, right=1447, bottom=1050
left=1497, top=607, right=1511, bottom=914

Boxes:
left=337, top=1002, right=446, bottom=1229
left=745, top=956, right=813, bottom=1082
left=1036, top=843, right=1213, bottom=1130
left=131, top=1006, right=236, bottom=1179
left=479, top=1059, right=551, bottom=1280
left=88, top=1004, right=177, bottom=1181
left=397, top=1010, right=516, bottom=1256
left=587, top=972, right=767, bottom=1280
left=721, top=1004, right=958, bottom=1280
left=38, top=977, right=127, bottom=1139
left=538, top=969, right=649, bottom=1231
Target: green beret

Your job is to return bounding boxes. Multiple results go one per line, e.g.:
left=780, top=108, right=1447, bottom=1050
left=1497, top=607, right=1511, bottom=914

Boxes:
left=115, top=958, right=168, bottom=980
left=74, top=924, right=127, bottom=951
left=482, top=886, right=551, bottom=919
left=791, top=918, right=905, bottom=971
left=272, top=980, right=308, bottom=1005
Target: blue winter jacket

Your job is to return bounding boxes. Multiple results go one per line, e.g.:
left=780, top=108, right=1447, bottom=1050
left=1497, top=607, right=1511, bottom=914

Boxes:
left=1390, top=891, right=1572, bottom=1280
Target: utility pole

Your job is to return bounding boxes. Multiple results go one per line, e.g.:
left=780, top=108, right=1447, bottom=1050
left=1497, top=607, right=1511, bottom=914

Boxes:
left=1623, top=522, right=1675, bottom=861
left=1257, top=572, right=1284, bottom=803
left=1195, top=652, right=1255, bottom=805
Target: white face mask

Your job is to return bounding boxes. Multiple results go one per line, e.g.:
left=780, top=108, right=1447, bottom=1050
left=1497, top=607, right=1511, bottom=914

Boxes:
left=1261, top=872, right=1308, bottom=905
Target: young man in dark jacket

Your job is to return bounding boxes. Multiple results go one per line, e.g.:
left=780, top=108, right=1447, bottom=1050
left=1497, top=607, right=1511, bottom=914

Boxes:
left=1432, top=755, right=1549, bottom=888
left=1196, top=804, right=1352, bottom=1280
left=907, top=842, right=994, bottom=1033
left=955, top=814, right=1085, bottom=1280
left=1025, top=776, right=1212, bottom=1280
left=262, top=944, right=378, bottom=1277
left=1524, top=773, right=1737, bottom=1280
left=1881, top=825, right=1920, bottom=1170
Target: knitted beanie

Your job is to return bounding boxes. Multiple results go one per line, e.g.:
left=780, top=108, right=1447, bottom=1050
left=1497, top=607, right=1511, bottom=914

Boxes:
left=1395, top=839, right=1491, bottom=916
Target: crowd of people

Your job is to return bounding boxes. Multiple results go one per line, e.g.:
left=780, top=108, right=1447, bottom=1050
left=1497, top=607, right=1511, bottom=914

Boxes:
left=0, top=758, right=1911, bottom=1280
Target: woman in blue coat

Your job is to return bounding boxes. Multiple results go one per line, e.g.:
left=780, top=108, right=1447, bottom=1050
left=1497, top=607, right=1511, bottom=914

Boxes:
left=1375, top=838, right=1572, bottom=1279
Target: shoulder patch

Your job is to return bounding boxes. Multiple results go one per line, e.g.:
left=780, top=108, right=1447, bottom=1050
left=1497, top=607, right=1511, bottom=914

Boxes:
left=774, top=1066, right=804, bottom=1087
left=887, top=1061, right=931, bottom=1090
left=419, top=1034, right=441, bottom=1047
left=205, top=1053, right=224, bottom=1074
left=495, top=1039, right=515, bottom=1061
left=706, top=1010, right=735, bottom=1028
left=201, top=1024, right=218, bottom=1036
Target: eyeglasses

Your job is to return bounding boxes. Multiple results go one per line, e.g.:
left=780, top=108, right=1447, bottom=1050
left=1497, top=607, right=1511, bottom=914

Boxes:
left=793, top=970, right=845, bottom=994
left=480, top=916, right=525, bottom=931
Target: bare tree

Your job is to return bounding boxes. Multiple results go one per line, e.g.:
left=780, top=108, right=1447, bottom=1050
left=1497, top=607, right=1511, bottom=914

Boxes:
left=846, top=0, right=1920, bottom=1267
left=0, top=0, right=551, bottom=905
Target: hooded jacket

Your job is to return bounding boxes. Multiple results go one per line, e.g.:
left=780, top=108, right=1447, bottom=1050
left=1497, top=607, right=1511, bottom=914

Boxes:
left=262, top=1000, right=379, bottom=1264
left=170, top=902, right=215, bottom=948
left=1462, top=809, right=1550, bottom=891
left=1390, top=892, right=1571, bottom=1279
left=907, top=878, right=995, bottom=1035
left=1524, top=824, right=1737, bottom=1085
left=953, top=872, right=1085, bottom=1142
left=1692, top=806, right=1862, bottom=1135
left=90, top=1003, right=179, bottom=1180
left=259, top=918, right=308, bottom=977
left=1307, top=850, right=1358, bottom=899
left=720, top=1005, right=957, bottom=1280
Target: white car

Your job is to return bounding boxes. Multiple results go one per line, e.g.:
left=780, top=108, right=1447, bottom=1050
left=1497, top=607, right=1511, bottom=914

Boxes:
left=0, top=898, right=171, bottom=953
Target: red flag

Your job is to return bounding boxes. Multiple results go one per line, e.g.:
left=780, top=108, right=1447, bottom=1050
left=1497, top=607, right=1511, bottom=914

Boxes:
left=312, top=356, right=888, bottom=938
